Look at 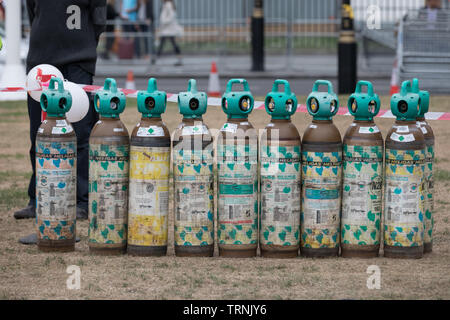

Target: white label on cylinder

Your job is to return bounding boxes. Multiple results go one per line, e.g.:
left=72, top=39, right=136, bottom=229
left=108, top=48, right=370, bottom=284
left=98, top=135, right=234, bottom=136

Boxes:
left=51, top=126, right=73, bottom=134
left=394, top=125, right=410, bottom=133
left=220, top=123, right=238, bottom=133
left=182, top=125, right=208, bottom=135
left=390, top=132, right=415, bottom=142
left=359, top=126, right=380, bottom=134
left=56, top=120, right=67, bottom=127
left=137, top=126, right=165, bottom=137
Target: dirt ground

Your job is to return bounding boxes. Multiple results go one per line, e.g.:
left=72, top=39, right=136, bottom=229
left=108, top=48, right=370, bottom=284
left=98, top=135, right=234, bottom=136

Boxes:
left=0, top=94, right=449, bottom=300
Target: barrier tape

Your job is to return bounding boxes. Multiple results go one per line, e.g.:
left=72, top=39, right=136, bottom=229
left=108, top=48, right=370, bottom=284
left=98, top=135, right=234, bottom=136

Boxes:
left=1, top=84, right=448, bottom=121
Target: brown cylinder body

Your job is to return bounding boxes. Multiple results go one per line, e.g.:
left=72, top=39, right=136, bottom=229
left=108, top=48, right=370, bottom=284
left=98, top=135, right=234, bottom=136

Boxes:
left=417, top=117, right=435, bottom=254
left=36, top=117, right=77, bottom=252
left=384, top=120, right=426, bottom=259
left=341, top=120, right=383, bottom=258
left=172, top=117, right=214, bottom=257
left=259, top=119, right=301, bottom=258
left=217, top=118, right=258, bottom=258
left=127, top=117, right=171, bottom=256
left=88, top=117, right=130, bottom=255
left=301, top=120, right=342, bottom=258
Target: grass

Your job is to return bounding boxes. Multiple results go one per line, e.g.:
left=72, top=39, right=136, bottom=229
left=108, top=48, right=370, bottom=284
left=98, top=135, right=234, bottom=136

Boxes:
left=0, top=99, right=450, bottom=300
left=434, top=168, right=450, bottom=182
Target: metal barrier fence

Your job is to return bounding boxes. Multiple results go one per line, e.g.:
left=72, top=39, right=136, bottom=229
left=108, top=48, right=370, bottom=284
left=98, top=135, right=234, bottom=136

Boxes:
left=398, top=9, right=450, bottom=92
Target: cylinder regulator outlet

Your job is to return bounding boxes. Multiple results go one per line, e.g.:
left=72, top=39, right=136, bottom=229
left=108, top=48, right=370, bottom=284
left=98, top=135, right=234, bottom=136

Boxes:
left=306, top=80, right=339, bottom=121
left=177, top=79, right=207, bottom=118
left=264, top=79, right=298, bottom=120
left=390, top=80, right=421, bottom=121
left=221, top=79, right=254, bottom=119
left=137, top=78, right=167, bottom=118
left=411, top=78, right=430, bottom=117
left=40, top=77, right=73, bottom=117
left=94, top=78, right=126, bottom=118
left=347, top=80, right=381, bottom=121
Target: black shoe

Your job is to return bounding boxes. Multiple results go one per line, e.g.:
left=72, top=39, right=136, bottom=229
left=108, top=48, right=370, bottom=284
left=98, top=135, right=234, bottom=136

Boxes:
left=14, top=205, right=36, bottom=219
left=19, top=233, right=81, bottom=245
left=76, top=207, right=88, bottom=220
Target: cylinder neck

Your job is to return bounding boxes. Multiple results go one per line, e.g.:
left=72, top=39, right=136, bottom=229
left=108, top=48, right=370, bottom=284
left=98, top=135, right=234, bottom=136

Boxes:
left=417, top=116, right=426, bottom=121
left=395, top=119, right=416, bottom=125
left=353, top=119, right=374, bottom=125
left=312, top=119, right=332, bottom=124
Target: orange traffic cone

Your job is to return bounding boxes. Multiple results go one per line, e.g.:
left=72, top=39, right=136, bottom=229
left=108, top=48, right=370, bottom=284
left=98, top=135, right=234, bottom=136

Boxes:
left=208, top=62, right=220, bottom=97
left=125, top=70, right=136, bottom=90
left=390, top=58, right=400, bottom=95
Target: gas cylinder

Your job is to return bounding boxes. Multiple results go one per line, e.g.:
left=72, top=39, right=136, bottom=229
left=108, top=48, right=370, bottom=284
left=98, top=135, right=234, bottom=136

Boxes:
left=217, top=79, right=258, bottom=258
left=127, top=78, right=170, bottom=256
left=413, top=79, right=434, bottom=254
left=172, top=79, right=214, bottom=257
left=384, top=80, right=426, bottom=259
left=36, top=78, right=77, bottom=252
left=260, top=80, right=301, bottom=258
left=341, top=81, right=383, bottom=258
left=301, top=80, right=342, bottom=258
left=88, top=78, right=130, bottom=255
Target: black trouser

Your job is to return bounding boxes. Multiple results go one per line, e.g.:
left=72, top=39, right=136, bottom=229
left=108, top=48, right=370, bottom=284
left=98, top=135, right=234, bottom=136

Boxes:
left=123, top=24, right=141, bottom=58
left=157, top=36, right=181, bottom=56
left=27, top=64, right=98, bottom=212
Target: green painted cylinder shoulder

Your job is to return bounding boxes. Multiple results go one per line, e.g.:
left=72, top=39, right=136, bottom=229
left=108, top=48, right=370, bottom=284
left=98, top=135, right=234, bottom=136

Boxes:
left=137, top=78, right=167, bottom=118
left=306, top=80, right=339, bottom=121
left=390, top=80, right=421, bottom=121
left=178, top=79, right=208, bottom=119
left=94, top=78, right=126, bottom=118
left=347, top=80, right=380, bottom=121
left=221, top=78, right=254, bottom=119
left=411, top=78, right=430, bottom=117
left=264, top=79, right=298, bottom=120
left=40, top=78, right=72, bottom=117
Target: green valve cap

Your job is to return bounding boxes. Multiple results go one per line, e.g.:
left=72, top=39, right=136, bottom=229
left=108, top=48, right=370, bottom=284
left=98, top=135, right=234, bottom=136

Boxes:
left=390, top=80, right=421, bottom=121
left=94, top=78, right=126, bottom=118
left=137, top=78, right=167, bottom=118
left=221, top=79, right=254, bottom=119
left=178, top=79, right=207, bottom=119
left=40, top=77, right=72, bottom=117
left=265, top=79, right=298, bottom=120
left=347, top=80, right=381, bottom=121
left=411, top=78, right=430, bottom=117
left=306, top=80, right=339, bottom=121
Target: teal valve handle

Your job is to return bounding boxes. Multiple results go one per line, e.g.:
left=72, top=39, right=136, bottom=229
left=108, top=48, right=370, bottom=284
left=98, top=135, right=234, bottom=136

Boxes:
left=347, top=80, right=381, bottom=121
left=225, top=78, right=251, bottom=93
left=411, top=78, right=430, bottom=116
left=137, top=78, right=167, bottom=118
left=94, top=78, right=126, bottom=118
left=390, top=80, right=421, bottom=121
left=221, top=78, right=254, bottom=119
left=40, top=77, right=72, bottom=117
left=306, top=80, right=339, bottom=121
left=264, top=79, right=298, bottom=120
left=177, top=79, right=208, bottom=119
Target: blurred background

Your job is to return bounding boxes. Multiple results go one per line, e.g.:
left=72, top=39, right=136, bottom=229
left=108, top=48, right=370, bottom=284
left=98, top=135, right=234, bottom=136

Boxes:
left=0, top=0, right=449, bottom=95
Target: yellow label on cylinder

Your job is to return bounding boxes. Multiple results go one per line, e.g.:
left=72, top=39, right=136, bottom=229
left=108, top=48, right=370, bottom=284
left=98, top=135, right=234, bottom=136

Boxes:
left=128, top=146, right=170, bottom=247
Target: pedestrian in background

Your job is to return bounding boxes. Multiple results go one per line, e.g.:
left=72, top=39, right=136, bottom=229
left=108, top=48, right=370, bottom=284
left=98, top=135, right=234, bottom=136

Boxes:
left=157, top=0, right=183, bottom=66
left=15, top=0, right=106, bottom=245
left=137, top=0, right=154, bottom=60
left=121, top=0, right=141, bottom=57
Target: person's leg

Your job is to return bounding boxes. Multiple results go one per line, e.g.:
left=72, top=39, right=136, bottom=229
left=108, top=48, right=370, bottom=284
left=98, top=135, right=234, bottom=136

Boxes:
left=132, top=24, right=141, bottom=58
left=169, top=37, right=182, bottom=66
left=14, top=96, right=41, bottom=219
left=157, top=36, right=167, bottom=57
left=62, top=64, right=98, bottom=218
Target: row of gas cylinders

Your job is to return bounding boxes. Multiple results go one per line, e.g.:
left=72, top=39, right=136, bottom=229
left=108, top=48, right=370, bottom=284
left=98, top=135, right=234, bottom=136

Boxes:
left=35, top=77, right=434, bottom=259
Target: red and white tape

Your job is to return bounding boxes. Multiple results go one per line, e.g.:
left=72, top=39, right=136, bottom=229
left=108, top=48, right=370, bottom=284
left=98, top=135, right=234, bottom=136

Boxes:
left=1, top=84, right=448, bottom=121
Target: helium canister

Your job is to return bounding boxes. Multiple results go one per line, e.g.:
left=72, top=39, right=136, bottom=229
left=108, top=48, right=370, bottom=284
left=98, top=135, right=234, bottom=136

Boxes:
left=384, top=80, right=426, bottom=259
left=88, top=78, right=129, bottom=255
left=412, top=79, right=434, bottom=254
left=36, top=78, right=77, bottom=252
left=301, top=80, right=342, bottom=258
left=217, top=79, right=258, bottom=258
left=127, top=78, right=170, bottom=256
left=260, top=80, right=301, bottom=258
left=341, top=81, right=383, bottom=258
left=172, top=79, right=214, bottom=257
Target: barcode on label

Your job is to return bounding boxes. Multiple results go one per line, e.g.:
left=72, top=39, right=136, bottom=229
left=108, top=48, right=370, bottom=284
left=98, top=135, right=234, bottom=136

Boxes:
left=159, top=191, right=169, bottom=212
